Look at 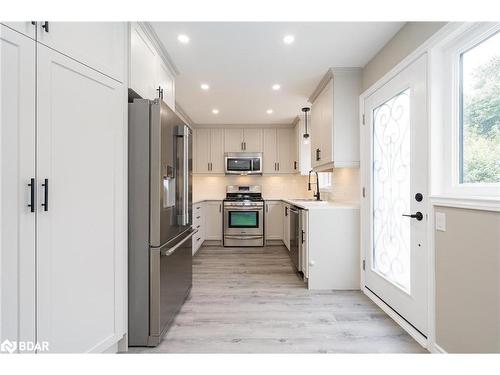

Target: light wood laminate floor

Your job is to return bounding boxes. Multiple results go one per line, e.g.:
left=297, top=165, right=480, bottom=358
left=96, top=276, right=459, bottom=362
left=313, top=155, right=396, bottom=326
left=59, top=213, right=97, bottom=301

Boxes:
left=129, top=245, right=426, bottom=353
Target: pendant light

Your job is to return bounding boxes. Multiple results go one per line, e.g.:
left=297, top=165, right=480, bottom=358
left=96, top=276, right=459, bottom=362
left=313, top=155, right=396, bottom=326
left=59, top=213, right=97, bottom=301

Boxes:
left=301, top=107, right=310, bottom=145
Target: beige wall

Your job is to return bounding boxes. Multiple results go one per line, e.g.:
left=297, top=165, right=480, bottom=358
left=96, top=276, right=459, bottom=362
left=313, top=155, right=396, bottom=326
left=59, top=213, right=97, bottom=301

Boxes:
left=362, top=22, right=447, bottom=91
left=434, top=206, right=500, bottom=353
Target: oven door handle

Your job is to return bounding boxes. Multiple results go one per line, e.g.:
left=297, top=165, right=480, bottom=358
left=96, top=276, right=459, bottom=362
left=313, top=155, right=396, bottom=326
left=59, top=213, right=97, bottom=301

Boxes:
left=224, top=207, right=263, bottom=211
left=224, top=235, right=263, bottom=240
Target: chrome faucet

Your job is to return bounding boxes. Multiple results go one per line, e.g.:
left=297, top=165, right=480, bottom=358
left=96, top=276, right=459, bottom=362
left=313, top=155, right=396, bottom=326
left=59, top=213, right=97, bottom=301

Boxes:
left=308, top=170, right=321, bottom=201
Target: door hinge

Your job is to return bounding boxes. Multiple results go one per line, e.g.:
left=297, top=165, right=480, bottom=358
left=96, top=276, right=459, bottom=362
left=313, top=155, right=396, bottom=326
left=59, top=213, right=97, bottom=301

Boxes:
left=362, top=114, right=365, bottom=125
left=362, top=260, right=366, bottom=271
left=362, top=187, right=366, bottom=198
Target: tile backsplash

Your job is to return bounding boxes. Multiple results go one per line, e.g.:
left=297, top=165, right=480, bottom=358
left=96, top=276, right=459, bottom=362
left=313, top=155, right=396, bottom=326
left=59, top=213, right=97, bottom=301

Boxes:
left=193, top=168, right=360, bottom=203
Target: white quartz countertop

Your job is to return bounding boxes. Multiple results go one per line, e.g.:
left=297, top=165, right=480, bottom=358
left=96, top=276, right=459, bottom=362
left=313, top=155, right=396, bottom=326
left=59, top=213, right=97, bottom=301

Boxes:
left=279, top=198, right=359, bottom=210
left=193, top=198, right=359, bottom=210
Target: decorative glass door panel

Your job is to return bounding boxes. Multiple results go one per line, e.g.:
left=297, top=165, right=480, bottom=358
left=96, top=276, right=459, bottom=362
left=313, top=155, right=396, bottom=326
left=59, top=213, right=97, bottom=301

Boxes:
left=372, top=89, right=411, bottom=293
left=363, top=54, right=428, bottom=335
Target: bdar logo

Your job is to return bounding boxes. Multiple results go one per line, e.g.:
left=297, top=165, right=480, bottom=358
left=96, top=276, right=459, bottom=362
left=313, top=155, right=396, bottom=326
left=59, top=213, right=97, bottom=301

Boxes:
left=0, top=339, right=17, bottom=353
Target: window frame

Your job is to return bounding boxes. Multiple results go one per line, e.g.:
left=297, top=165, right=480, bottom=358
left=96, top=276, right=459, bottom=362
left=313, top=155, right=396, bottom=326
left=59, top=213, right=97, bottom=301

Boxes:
left=442, top=23, right=500, bottom=197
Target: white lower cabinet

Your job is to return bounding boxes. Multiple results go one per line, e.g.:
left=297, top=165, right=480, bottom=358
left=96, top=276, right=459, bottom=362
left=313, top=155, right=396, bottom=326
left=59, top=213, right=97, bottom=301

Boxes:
left=204, top=201, right=223, bottom=240
left=265, top=201, right=283, bottom=241
left=0, top=25, right=126, bottom=353
left=305, top=207, right=359, bottom=290
left=192, top=203, right=205, bottom=254
left=1, top=22, right=37, bottom=39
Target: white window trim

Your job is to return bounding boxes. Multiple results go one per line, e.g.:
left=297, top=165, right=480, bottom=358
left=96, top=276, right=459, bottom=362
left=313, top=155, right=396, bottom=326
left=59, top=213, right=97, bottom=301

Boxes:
left=437, top=22, right=500, bottom=198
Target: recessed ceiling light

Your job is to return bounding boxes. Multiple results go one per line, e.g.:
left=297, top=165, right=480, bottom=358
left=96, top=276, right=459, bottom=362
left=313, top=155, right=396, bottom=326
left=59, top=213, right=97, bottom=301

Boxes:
left=177, top=34, right=190, bottom=44
left=266, top=109, right=273, bottom=114
left=283, top=35, right=295, bottom=44
left=201, top=83, right=210, bottom=90
left=272, top=84, right=281, bottom=90
left=212, top=109, right=219, bottom=114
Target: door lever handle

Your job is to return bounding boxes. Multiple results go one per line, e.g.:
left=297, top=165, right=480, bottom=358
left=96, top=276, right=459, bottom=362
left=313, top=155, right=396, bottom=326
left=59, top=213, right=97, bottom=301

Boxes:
left=402, top=212, right=423, bottom=221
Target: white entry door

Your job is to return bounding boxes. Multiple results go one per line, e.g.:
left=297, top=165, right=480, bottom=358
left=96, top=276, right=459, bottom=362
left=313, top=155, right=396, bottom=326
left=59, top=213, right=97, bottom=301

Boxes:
left=363, top=54, right=428, bottom=336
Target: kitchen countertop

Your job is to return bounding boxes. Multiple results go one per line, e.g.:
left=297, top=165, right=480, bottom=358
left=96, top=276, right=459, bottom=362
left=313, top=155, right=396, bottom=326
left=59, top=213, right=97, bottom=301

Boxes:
left=193, top=198, right=359, bottom=210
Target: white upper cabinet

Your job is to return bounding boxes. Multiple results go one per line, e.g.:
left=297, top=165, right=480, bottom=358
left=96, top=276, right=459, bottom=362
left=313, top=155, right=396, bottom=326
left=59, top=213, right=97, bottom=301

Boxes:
left=262, top=128, right=296, bottom=174
left=310, top=68, right=361, bottom=170
left=1, top=22, right=37, bottom=39
left=130, top=22, right=176, bottom=107
left=36, top=22, right=126, bottom=83
left=194, top=128, right=224, bottom=174
left=294, top=116, right=311, bottom=175
left=130, top=22, right=158, bottom=100
left=224, top=128, right=262, bottom=152
left=277, top=128, right=295, bottom=174
left=224, top=128, right=244, bottom=152
left=0, top=25, right=36, bottom=350
left=242, top=129, right=262, bottom=152
left=262, top=128, right=278, bottom=173
left=156, top=58, right=175, bottom=110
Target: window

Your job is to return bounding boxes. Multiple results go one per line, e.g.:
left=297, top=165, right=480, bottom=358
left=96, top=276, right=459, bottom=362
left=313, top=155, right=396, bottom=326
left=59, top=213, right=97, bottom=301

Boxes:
left=459, top=31, right=500, bottom=185
left=317, top=172, right=332, bottom=190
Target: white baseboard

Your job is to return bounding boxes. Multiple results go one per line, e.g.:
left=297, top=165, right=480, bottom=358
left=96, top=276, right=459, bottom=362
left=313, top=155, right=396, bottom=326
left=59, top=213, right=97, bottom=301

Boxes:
left=363, top=287, right=429, bottom=350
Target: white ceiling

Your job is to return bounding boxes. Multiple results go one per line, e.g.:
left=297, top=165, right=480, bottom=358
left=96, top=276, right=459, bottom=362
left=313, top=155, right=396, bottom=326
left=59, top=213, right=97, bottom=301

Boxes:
left=151, top=22, right=404, bottom=125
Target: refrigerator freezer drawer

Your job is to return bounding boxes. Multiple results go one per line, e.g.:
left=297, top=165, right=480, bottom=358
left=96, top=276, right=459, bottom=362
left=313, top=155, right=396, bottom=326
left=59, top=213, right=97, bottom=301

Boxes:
left=148, top=230, right=194, bottom=346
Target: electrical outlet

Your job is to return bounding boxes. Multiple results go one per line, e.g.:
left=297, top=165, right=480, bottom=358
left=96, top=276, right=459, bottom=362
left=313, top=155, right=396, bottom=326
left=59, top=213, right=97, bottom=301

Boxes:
left=435, top=212, right=446, bottom=232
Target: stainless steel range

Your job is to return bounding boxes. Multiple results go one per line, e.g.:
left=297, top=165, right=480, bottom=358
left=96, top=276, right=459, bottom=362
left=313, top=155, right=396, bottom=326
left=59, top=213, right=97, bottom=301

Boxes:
left=223, top=185, right=264, bottom=247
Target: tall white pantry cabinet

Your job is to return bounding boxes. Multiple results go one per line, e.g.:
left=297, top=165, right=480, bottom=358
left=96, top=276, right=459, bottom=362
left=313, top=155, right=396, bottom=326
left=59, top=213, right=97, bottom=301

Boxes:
left=0, top=23, right=127, bottom=353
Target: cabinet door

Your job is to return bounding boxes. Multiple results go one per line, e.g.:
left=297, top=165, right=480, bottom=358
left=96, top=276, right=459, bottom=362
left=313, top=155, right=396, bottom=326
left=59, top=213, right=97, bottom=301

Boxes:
left=243, top=129, right=262, bottom=152
left=224, top=128, right=244, bottom=152
left=37, top=22, right=126, bottom=82
left=194, top=128, right=210, bottom=173
left=262, top=128, right=277, bottom=173
left=277, top=128, right=294, bottom=174
left=265, top=201, right=283, bottom=240
left=37, top=45, right=126, bottom=353
left=204, top=202, right=222, bottom=240
left=157, top=58, right=175, bottom=110
left=0, top=25, right=36, bottom=350
left=283, top=204, right=290, bottom=250
left=210, top=129, right=225, bottom=174
left=130, top=22, right=159, bottom=99
left=310, top=91, right=323, bottom=168
left=1, top=22, right=36, bottom=39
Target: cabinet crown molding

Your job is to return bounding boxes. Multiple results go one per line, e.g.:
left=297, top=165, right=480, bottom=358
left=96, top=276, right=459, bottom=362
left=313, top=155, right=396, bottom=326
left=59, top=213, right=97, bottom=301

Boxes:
left=139, top=22, right=179, bottom=76
left=308, top=67, right=362, bottom=103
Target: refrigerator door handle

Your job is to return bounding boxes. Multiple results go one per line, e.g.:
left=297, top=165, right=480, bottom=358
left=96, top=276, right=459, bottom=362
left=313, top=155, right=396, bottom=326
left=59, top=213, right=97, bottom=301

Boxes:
left=161, top=229, right=197, bottom=257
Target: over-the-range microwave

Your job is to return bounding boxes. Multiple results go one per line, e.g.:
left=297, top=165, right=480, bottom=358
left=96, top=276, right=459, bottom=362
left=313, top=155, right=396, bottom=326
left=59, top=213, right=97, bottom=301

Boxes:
left=224, top=152, right=262, bottom=175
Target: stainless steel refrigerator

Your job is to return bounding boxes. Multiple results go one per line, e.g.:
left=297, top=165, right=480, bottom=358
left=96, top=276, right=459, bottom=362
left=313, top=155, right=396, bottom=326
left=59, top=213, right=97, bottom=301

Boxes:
left=128, top=98, right=193, bottom=347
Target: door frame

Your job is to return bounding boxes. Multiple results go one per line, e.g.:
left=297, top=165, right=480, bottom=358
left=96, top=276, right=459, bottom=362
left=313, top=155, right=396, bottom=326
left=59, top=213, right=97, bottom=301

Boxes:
left=359, top=23, right=466, bottom=351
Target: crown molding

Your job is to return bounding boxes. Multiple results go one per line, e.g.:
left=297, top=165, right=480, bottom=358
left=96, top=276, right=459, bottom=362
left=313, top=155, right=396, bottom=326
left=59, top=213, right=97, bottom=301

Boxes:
left=291, top=115, right=300, bottom=127
left=139, top=22, right=179, bottom=76
left=308, top=67, right=362, bottom=103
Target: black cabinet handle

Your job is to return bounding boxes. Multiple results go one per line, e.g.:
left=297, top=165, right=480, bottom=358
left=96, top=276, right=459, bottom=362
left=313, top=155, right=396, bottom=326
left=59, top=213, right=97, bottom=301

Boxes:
left=285, top=206, right=288, bottom=216
left=316, top=148, right=321, bottom=161
left=301, top=230, right=305, bottom=244
left=28, top=178, right=35, bottom=213
left=41, top=22, right=49, bottom=33
left=294, top=161, right=297, bottom=170
left=156, top=86, right=163, bottom=99
left=41, top=178, right=49, bottom=211
left=402, top=212, right=423, bottom=221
